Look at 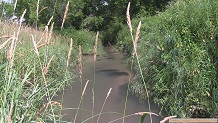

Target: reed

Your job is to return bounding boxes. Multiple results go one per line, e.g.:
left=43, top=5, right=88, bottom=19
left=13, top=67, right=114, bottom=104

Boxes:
left=31, top=35, right=39, bottom=56
left=126, top=2, right=152, bottom=123
left=108, top=112, right=158, bottom=123
left=96, top=88, right=112, bottom=123
left=73, top=80, right=90, bottom=123
left=92, top=31, right=99, bottom=123
left=61, top=1, right=70, bottom=30
left=16, top=9, right=26, bottom=43
left=0, top=21, right=73, bottom=122
left=67, top=38, right=73, bottom=67
left=36, top=0, right=40, bottom=29
left=43, top=55, right=54, bottom=75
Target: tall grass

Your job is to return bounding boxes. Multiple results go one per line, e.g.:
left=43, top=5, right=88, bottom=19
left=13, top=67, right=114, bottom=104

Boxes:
left=0, top=21, right=75, bottom=122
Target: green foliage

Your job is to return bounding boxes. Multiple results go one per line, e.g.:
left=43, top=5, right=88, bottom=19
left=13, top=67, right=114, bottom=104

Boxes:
left=60, top=28, right=105, bottom=56
left=118, top=0, right=218, bottom=117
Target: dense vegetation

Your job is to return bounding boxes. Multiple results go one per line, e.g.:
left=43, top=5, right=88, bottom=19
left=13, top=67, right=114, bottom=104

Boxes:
left=118, top=0, right=218, bottom=118
left=0, top=22, right=74, bottom=122
left=1, top=0, right=218, bottom=121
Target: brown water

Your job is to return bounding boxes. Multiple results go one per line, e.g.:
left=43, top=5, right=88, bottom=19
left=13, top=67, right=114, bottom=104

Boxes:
left=54, top=49, right=164, bottom=123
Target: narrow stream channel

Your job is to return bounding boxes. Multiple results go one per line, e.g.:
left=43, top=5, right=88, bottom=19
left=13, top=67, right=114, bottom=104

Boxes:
left=55, top=48, right=164, bottom=123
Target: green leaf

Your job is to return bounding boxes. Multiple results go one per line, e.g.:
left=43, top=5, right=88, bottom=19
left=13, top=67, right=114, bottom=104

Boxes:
left=140, top=113, right=148, bottom=123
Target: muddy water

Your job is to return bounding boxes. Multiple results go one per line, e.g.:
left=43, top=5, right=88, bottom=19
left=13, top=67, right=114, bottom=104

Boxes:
left=55, top=49, right=164, bottom=123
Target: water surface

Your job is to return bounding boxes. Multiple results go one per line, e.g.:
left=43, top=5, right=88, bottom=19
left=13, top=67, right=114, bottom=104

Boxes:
left=55, top=49, right=164, bottom=123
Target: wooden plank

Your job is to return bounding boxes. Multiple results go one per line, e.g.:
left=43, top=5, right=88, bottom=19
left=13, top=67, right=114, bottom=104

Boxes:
left=169, top=118, right=218, bottom=123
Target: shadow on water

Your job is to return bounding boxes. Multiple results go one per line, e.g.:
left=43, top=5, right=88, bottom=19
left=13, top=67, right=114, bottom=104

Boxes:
left=54, top=48, right=165, bottom=123
left=97, top=69, right=129, bottom=77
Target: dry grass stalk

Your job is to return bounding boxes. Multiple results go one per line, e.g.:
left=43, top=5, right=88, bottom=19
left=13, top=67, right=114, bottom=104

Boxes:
left=47, top=16, right=53, bottom=26
left=7, top=101, right=14, bottom=123
left=94, top=31, right=99, bottom=61
left=31, top=35, right=39, bottom=56
left=37, top=26, right=48, bottom=45
left=37, top=34, right=45, bottom=45
left=43, top=16, right=53, bottom=44
left=43, top=55, right=54, bottom=75
left=17, top=9, right=27, bottom=43
left=30, top=43, right=47, bottom=52
left=160, top=116, right=177, bottom=123
left=126, top=2, right=132, bottom=34
left=37, top=43, right=47, bottom=49
left=61, top=1, right=70, bottom=30
left=67, top=38, right=73, bottom=67
left=39, top=101, right=62, bottom=112
left=132, top=21, right=141, bottom=57
left=108, top=112, right=158, bottom=123
left=0, top=37, right=13, bottom=50
left=82, top=80, right=89, bottom=97
left=36, top=0, right=40, bottom=28
left=47, top=22, right=54, bottom=44
left=126, top=2, right=135, bottom=57
left=135, top=112, right=158, bottom=116
left=39, top=7, right=48, bottom=14
left=8, top=33, right=16, bottom=68
left=78, top=45, right=82, bottom=81
left=73, top=80, right=90, bottom=123
left=13, top=0, right=18, bottom=13
left=0, top=35, right=10, bottom=38
left=97, top=88, right=112, bottom=123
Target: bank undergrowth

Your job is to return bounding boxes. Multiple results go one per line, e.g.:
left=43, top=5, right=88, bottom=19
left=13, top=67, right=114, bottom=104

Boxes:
left=118, top=0, right=218, bottom=118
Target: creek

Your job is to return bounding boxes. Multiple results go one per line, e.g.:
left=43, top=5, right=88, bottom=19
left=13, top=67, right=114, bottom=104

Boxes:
left=54, top=48, right=164, bottom=123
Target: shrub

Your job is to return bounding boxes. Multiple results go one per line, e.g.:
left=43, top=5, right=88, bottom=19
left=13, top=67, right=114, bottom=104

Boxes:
left=118, top=0, right=218, bottom=117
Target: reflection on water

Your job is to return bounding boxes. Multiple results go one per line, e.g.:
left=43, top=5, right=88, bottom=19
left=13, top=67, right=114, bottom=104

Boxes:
left=54, top=49, right=164, bottom=123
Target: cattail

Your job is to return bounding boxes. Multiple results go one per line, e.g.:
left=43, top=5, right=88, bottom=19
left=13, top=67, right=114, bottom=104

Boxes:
left=43, top=55, right=54, bottom=75
left=31, top=35, right=39, bottom=56
left=94, top=31, right=99, bottom=61
left=67, top=38, right=73, bottom=67
left=61, top=1, right=70, bottom=30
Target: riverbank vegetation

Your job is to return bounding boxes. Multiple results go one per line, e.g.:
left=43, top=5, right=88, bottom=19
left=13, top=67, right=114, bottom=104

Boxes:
left=1, top=0, right=218, bottom=121
left=118, top=0, right=218, bottom=118
left=0, top=19, right=104, bottom=123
